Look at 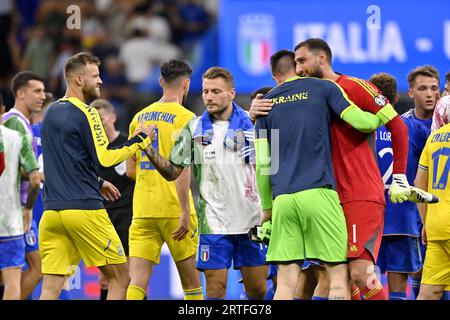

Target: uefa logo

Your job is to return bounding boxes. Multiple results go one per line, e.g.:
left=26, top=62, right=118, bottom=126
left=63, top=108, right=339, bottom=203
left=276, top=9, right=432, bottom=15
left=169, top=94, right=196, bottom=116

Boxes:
left=237, top=14, right=275, bottom=76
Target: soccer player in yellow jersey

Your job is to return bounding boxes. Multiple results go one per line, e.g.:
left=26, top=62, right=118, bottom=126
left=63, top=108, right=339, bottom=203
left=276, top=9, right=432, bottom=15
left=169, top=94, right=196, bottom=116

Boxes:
left=126, top=60, right=202, bottom=300
left=415, top=124, right=450, bottom=299
left=39, top=53, right=153, bottom=300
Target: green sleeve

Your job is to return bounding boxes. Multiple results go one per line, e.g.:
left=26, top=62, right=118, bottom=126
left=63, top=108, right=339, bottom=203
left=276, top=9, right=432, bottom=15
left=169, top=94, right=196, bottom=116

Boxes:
left=3, top=117, right=31, bottom=142
left=19, top=135, right=38, bottom=174
left=255, top=138, right=273, bottom=210
left=169, top=121, right=193, bottom=168
left=340, top=105, right=382, bottom=133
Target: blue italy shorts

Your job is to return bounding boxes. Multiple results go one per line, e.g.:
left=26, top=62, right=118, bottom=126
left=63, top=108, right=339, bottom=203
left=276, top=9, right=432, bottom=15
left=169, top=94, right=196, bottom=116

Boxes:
left=301, top=259, right=323, bottom=270
left=197, top=234, right=267, bottom=271
left=0, top=237, right=26, bottom=269
left=24, top=219, right=39, bottom=253
left=377, top=235, right=423, bottom=274
left=268, top=264, right=277, bottom=279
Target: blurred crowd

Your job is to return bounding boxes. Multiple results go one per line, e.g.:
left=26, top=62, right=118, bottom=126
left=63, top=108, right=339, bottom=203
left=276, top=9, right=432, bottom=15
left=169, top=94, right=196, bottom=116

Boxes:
left=0, top=0, right=217, bottom=130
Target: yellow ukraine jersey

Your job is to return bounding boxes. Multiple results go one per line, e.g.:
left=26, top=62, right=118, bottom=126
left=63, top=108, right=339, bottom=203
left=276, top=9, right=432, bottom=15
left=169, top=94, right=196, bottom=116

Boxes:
left=129, top=102, right=196, bottom=218
left=418, top=123, right=450, bottom=240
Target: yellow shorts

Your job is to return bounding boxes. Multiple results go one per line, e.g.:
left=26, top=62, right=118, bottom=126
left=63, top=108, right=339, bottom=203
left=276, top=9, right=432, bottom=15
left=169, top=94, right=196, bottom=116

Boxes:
left=421, top=240, right=450, bottom=286
left=129, top=214, right=198, bottom=264
left=39, top=209, right=126, bottom=275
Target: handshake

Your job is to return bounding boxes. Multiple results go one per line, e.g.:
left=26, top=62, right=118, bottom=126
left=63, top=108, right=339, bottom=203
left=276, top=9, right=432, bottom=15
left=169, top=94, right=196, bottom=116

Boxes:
left=389, top=174, right=439, bottom=204
left=248, top=220, right=272, bottom=245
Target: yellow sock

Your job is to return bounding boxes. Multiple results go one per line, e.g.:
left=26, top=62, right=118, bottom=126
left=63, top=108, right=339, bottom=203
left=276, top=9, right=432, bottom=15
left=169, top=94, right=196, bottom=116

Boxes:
left=126, top=284, right=146, bottom=300
left=184, top=287, right=204, bottom=300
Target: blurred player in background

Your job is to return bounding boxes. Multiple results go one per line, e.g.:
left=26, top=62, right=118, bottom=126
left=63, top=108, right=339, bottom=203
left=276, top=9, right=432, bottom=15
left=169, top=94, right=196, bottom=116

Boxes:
left=39, top=52, right=153, bottom=300
left=402, top=65, right=440, bottom=298
left=404, top=66, right=440, bottom=131
left=29, top=91, right=72, bottom=300
left=2, top=71, right=45, bottom=299
left=92, top=99, right=135, bottom=300
left=0, top=99, right=40, bottom=299
left=126, top=60, right=202, bottom=300
left=431, top=71, right=450, bottom=132
left=372, top=73, right=429, bottom=300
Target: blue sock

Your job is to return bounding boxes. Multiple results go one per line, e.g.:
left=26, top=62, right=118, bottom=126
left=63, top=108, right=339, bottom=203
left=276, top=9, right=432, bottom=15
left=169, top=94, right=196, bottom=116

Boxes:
left=264, top=284, right=276, bottom=300
left=59, top=289, right=71, bottom=300
left=410, top=278, right=421, bottom=299
left=389, top=292, right=407, bottom=300
left=311, top=296, right=328, bottom=300
left=441, top=291, right=450, bottom=300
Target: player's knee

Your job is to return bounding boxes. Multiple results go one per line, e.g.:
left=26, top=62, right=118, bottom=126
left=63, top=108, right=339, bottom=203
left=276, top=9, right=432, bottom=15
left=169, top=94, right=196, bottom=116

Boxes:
left=349, top=267, right=370, bottom=288
left=117, top=271, right=130, bottom=288
left=26, top=263, right=43, bottom=284
left=30, top=264, right=43, bottom=280
left=245, top=283, right=267, bottom=299
left=206, top=281, right=226, bottom=298
left=26, top=251, right=42, bottom=271
left=107, top=270, right=130, bottom=289
left=316, top=277, right=330, bottom=294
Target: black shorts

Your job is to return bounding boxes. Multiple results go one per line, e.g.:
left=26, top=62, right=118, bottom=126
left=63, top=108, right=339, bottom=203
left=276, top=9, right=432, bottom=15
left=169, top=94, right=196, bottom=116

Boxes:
left=106, top=207, right=132, bottom=256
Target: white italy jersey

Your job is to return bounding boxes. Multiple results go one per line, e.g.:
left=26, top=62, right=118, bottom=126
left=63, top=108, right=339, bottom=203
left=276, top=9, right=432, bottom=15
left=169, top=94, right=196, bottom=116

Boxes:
left=170, top=117, right=262, bottom=235
left=0, top=126, right=38, bottom=238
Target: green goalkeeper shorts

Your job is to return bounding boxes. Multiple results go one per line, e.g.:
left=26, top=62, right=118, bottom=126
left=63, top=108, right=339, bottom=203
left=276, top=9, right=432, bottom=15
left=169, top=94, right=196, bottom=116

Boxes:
left=266, top=188, right=348, bottom=264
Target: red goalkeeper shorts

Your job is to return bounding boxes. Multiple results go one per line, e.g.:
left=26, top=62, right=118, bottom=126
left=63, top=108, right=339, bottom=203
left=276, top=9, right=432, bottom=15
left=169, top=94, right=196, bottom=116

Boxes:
left=342, top=201, right=385, bottom=262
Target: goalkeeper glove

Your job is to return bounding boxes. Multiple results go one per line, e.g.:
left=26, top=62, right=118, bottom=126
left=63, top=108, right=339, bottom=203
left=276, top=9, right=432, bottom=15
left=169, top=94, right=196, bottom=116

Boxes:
left=248, top=220, right=272, bottom=245
left=388, top=174, right=411, bottom=203
left=408, top=186, right=439, bottom=204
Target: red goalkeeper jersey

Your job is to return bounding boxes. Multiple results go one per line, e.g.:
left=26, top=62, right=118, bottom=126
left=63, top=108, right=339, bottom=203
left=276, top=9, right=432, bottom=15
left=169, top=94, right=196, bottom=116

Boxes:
left=332, top=74, right=386, bottom=204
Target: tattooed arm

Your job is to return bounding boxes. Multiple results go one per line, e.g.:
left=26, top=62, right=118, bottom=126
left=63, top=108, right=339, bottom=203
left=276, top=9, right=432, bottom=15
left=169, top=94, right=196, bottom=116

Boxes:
left=143, top=146, right=184, bottom=181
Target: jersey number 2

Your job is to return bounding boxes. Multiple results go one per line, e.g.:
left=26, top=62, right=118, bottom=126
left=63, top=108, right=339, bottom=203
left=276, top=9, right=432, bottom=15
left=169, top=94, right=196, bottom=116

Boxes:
left=378, top=147, right=393, bottom=189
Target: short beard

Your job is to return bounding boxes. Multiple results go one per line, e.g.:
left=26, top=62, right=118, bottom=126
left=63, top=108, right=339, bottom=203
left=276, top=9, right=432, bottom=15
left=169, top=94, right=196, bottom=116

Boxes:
left=82, top=85, right=100, bottom=102
left=309, top=64, right=324, bottom=78
left=207, top=104, right=229, bottom=119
